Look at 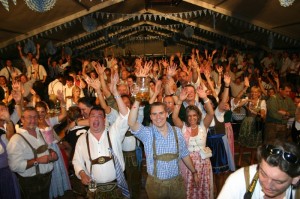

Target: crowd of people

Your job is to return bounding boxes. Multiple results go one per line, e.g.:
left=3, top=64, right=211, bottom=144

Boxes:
left=0, top=44, right=299, bottom=199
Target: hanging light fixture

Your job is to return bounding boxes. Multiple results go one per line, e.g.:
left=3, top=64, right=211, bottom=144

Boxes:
left=278, top=0, right=295, bottom=7
left=25, top=0, right=57, bottom=12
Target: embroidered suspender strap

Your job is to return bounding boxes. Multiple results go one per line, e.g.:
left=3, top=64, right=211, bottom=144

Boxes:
left=86, top=131, right=113, bottom=175
left=86, top=133, right=93, bottom=174
left=153, top=126, right=179, bottom=177
left=243, top=169, right=259, bottom=199
left=107, top=131, right=114, bottom=165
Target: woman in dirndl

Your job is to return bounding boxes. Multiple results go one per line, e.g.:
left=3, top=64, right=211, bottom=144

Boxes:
left=173, top=86, right=215, bottom=199
left=35, top=91, right=71, bottom=198
left=238, top=86, right=266, bottom=165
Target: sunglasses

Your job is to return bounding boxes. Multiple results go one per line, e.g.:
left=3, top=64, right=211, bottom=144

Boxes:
left=265, top=145, right=299, bottom=164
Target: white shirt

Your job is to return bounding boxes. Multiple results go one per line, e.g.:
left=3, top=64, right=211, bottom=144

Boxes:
left=0, top=66, right=21, bottom=81
left=106, top=107, right=143, bottom=152
left=72, top=111, right=129, bottom=183
left=7, top=128, right=53, bottom=177
left=27, top=64, right=47, bottom=80
left=218, top=164, right=294, bottom=199
left=48, top=79, right=64, bottom=96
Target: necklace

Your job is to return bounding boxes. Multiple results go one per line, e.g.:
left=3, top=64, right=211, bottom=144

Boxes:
left=191, top=125, right=198, bottom=130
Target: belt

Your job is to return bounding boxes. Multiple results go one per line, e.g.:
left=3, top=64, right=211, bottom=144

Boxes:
left=91, top=156, right=112, bottom=165
left=147, top=174, right=181, bottom=184
left=123, top=150, right=136, bottom=156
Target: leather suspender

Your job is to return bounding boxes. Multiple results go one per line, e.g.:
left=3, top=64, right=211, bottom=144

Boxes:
left=86, top=131, right=115, bottom=176
left=153, top=126, right=179, bottom=177
left=17, top=131, right=49, bottom=175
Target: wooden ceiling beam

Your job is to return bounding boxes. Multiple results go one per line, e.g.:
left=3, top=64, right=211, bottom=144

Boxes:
left=147, top=9, right=269, bottom=50
left=144, top=21, right=214, bottom=44
left=182, top=0, right=293, bottom=38
left=57, top=9, right=147, bottom=47
left=0, top=0, right=124, bottom=49
left=76, top=21, right=146, bottom=49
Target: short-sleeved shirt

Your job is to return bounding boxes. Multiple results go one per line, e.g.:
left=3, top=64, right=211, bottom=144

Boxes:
left=131, top=122, right=190, bottom=180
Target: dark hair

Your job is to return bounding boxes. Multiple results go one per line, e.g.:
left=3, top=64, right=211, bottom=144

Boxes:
left=185, top=105, right=202, bottom=127
left=200, top=95, right=218, bottom=110
left=89, top=106, right=105, bottom=118
left=184, top=84, right=196, bottom=92
left=65, top=75, right=74, bottom=82
left=127, top=74, right=136, bottom=82
left=22, top=106, right=37, bottom=117
left=121, top=95, right=132, bottom=106
left=78, top=97, right=94, bottom=108
left=35, top=101, right=48, bottom=110
left=67, top=106, right=82, bottom=122
left=257, top=140, right=300, bottom=178
left=279, top=82, right=292, bottom=90
left=150, top=102, right=167, bottom=113
left=0, top=76, right=7, bottom=84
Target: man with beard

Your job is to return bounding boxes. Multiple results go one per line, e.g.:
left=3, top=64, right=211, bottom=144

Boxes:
left=218, top=140, right=300, bottom=199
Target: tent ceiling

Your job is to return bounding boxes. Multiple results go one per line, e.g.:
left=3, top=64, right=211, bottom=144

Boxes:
left=0, top=0, right=299, bottom=58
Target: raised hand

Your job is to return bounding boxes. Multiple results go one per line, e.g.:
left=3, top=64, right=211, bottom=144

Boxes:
left=244, top=77, right=250, bottom=88
left=88, top=78, right=101, bottom=91
left=197, top=85, right=207, bottom=99
left=216, top=65, right=223, bottom=74
left=82, top=60, right=89, bottom=68
left=179, top=88, right=188, bottom=101
left=56, top=90, right=65, bottom=102
left=154, top=80, right=162, bottom=95
left=95, top=62, right=105, bottom=75
left=161, top=58, right=169, bottom=68
left=167, top=64, right=177, bottom=77
left=223, top=73, right=231, bottom=85
left=135, top=61, right=152, bottom=77
left=110, top=72, right=119, bottom=95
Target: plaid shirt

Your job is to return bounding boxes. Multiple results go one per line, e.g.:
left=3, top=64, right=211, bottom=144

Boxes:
left=132, top=122, right=189, bottom=180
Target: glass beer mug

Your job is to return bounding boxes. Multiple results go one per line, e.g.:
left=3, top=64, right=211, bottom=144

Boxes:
left=134, top=77, right=150, bottom=102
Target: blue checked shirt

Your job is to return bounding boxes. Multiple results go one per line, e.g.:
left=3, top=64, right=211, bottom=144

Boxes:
left=131, top=122, right=190, bottom=180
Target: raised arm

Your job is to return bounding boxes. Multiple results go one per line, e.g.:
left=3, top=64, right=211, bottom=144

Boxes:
left=191, top=55, right=199, bottom=84
left=36, top=44, right=40, bottom=60
left=149, top=80, right=162, bottom=104
left=17, top=45, right=24, bottom=59
left=197, top=86, right=214, bottom=129
left=218, top=73, right=231, bottom=113
left=88, top=77, right=111, bottom=114
left=95, top=62, right=112, bottom=98
left=56, top=90, right=67, bottom=122
left=110, top=73, right=128, bottom=116
left=172, top=89, right=188, bottom=129
left=233, top=77, right=250, bottom=106
left=81, top=60, right=89, bottom=79
left=128, top=100, right=140, bottom=131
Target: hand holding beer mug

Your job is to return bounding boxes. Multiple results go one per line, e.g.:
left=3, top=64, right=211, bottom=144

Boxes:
left=134, top=61, right=152, bottom=102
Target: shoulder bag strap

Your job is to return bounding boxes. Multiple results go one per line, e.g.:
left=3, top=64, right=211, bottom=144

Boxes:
left=244, top=169, right=259, bottom=199
left=6, top=67, right=12, bottom=81
left=244, top=166, right=250, bottom=190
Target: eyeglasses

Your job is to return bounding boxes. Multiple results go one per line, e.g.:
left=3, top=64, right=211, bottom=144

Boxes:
left=265, top=145, right=299, bottom=164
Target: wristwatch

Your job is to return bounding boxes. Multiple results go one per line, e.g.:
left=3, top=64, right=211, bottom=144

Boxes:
left=33, top=159, right=39, bottom=166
